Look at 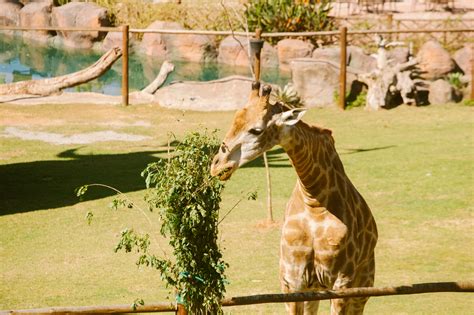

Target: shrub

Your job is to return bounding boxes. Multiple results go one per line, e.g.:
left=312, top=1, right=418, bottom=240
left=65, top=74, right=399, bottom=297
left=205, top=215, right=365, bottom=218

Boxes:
left=140, top=131, right=227, bottom=314
left=77, top=130, right=227, bottom=314
left=244, top=0, right=334, bottom=45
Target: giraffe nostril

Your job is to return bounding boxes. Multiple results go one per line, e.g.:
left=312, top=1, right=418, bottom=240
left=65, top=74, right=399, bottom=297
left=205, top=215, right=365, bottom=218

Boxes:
left=214, top=157, right=220, bottom=165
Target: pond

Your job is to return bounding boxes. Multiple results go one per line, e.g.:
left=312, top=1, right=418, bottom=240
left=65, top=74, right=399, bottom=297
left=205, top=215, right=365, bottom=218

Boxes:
left=0, top=34, right=290, bottom=95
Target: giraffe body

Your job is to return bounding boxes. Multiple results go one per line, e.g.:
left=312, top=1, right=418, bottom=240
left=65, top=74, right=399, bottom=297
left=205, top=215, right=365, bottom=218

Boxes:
left=211, top=83, right=378, bottom=314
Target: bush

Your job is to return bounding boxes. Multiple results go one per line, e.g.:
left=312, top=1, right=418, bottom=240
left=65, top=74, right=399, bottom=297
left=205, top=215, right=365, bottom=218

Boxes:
left=140, top=131, right=227, bottom=314
left=244, top=0, right=334, bottom=45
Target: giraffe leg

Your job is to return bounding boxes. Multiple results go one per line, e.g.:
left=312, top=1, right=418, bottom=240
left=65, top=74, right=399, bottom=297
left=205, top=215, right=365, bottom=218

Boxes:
left=280, top=254, right=320, bottom=315
left=330, top=257, right=375, bottom=315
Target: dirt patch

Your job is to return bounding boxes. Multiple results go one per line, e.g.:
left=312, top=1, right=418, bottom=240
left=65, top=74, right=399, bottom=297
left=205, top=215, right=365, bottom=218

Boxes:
left=3, top=127, right=151, bottom=145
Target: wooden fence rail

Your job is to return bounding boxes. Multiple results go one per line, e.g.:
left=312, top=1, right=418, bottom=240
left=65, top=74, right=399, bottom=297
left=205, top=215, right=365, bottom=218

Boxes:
left=1, top=281, right=473, bottom=314
left=1, top=25, right=473, bottom=107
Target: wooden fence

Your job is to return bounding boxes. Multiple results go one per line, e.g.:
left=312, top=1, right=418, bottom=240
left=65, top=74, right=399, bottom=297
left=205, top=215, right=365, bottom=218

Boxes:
left=1, top=281, right=473, bottom=314
left=1, top=24, right=473, bottom=108
left=336, top=15, right=474, bottom=49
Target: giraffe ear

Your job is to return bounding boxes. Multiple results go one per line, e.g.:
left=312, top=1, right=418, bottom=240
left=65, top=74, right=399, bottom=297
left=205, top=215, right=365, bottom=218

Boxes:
left=278, top=108, right=307, bottom=126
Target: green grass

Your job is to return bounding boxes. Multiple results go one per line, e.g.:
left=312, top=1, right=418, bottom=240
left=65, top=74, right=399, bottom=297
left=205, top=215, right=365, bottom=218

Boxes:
left=0, top=103, right=473, bottom=314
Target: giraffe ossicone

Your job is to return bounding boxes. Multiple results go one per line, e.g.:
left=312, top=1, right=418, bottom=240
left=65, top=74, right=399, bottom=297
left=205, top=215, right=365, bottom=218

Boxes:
left=211, top=82, right=378, bottom=315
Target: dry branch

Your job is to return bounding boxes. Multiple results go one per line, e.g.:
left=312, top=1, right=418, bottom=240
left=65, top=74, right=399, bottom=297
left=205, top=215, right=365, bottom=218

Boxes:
left=0, top=47, right=122, bottom=96
left=141, top=61, right=175, bottom=94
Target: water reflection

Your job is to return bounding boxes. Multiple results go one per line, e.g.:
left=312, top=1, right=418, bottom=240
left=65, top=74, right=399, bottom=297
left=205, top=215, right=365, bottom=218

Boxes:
left=0, top=34, right=290, bottom=95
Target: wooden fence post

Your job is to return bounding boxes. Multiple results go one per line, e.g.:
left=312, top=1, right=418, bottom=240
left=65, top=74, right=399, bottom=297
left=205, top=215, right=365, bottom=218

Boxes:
left=339, top=26, right=347, bottom=110
left=471, top=46, right=474, bottom=100
left=387, top=14, right=393, bottom=41
left=176, top=303, right=187, bottom=315
left=254, top=28, right=262, bottom=81
left=122, top=24, right=129, bottom=106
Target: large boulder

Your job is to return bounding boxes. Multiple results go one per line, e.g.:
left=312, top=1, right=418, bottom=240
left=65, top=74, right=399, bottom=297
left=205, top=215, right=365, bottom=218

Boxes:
left=347, top=46, right=377, bottom=73
left=417, top=40, right=455, bottom=80
left=453, top=44, right=473, bottom=75
left=387, top=46, right=410, bottom=65
left=0, top=0, right=23, bottom=28
left=153, top=75, right=253, bottom=111
left=290, top=58, right=358, bottom=108
left=312, top=45, right=376, bottom=74
left=51, top=2, right=110, bottom=49
left=19, top=2, right=52, bottom=41
left=139, top=20, right=216, bottom=62
left=277, top=39, right=313, bottom=67
left=101, top=30, right=138, bottom=52
left=217, top=35, right=278, bottom=68
left=428, top=79, right=453, bottom=104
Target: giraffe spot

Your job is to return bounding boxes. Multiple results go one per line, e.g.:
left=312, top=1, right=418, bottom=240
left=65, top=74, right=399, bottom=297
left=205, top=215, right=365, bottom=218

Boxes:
left=314, top=251, right=334, bottom=266
left=327, top=195, right=344, bottom=220
left=346, top=241, right=356, bottom=259
left=283, top=229, right=311, bottom=247
left=344, top=261, right=355, bottom=275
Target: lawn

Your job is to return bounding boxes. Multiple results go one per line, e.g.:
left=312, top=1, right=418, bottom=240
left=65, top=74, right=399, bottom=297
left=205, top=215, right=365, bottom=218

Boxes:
left=0, top=102, right=473, bottom=314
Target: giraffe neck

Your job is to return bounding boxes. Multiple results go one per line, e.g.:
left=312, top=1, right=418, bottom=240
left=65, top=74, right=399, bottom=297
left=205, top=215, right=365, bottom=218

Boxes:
left=280, top=121, right=347, bottom=209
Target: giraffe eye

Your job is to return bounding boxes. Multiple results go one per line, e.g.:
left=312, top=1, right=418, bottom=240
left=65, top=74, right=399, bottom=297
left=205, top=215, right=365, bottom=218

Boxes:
left=249, top=127, right=263, bottom=136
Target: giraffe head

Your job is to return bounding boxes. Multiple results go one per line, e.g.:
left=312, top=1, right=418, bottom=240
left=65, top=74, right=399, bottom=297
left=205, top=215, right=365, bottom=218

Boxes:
left=211, top=82, right=307, bottom=181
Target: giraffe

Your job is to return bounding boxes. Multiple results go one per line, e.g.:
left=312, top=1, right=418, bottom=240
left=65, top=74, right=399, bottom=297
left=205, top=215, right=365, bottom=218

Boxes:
left=210, top=82, right=378, bottom=314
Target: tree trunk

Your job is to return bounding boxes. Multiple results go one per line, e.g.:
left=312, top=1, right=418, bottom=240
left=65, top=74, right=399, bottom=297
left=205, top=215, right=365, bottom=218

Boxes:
left=263, top=152, right=274, bottom=223
left=0, top=47, right=122, bottom=96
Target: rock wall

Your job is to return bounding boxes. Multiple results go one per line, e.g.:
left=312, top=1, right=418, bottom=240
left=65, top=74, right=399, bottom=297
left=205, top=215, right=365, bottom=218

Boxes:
left=1, top=1, right=472, bottom=108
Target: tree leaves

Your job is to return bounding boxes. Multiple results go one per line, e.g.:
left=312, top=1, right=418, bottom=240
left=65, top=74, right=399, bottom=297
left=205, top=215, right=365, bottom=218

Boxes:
left=141, top=130, right=227, bottom=314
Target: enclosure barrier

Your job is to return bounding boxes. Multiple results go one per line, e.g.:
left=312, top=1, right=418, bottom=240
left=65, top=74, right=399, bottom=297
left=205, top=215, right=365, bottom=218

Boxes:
left=1, top=281, right=473, bottom=314
left=1, top=24, right=473, bottom=107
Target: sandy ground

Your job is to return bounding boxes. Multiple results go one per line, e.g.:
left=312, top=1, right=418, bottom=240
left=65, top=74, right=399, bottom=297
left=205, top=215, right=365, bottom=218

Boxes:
left=2, top=127, right=151, bottom=145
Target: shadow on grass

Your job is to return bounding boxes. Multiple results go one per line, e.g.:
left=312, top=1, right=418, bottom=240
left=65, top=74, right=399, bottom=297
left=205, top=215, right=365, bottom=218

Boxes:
left=0, top=148, right=163, bottom=215
left=339, top=145, right=396, bottom=155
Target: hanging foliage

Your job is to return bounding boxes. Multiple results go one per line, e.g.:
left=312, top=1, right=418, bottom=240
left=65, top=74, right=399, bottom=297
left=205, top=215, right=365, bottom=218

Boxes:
left=138, top=130, right=227, bottom=314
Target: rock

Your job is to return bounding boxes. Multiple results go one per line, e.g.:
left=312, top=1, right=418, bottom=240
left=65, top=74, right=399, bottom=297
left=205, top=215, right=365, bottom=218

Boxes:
left=347, top=46, right=377, bottom=73
left=51, top=2, right=110, bottom=49
left=139, top=21, right=173, bottom=58
left=217, top=35, right=278, bottom=68
left=101, top=31, right=132, bottom=51
left=290, top=58, right=358, bottom=108
left=153, top=75, right=254, bottom=111
left=453, top=44, right=473, bottom=75
left=139, top=20, right=216, bottom=62
left=167, top=33, right=217, bottom=63
left=277, top=39, right=314, bottom=67
left=312, top=45, right=342, bottom=64
left=0, top=1, right=23, bottom=28
left=428, top=79, right=453, bottom=104
left=19, top=0, right=53, bottom=5
left=417, top=40, right=455, bottom=80
left=19, top=2, right=52, bottom=42
left=312, top=45, right=376, bottom=73
left=387, top=46, right=409, bottom=65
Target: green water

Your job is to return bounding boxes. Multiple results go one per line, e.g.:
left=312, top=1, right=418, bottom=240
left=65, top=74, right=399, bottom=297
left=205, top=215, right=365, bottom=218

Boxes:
left=0, top=34, right=290, bottom=95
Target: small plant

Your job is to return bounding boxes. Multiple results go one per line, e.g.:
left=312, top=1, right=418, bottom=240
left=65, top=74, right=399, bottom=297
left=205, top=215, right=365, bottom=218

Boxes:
left=272, top=83, right=304, bottom=108
left=333, top=90, right=367, bottom=109
left=244, top=0, right=334, bottom=45
left=347, top=91, right=367, bottom=109
left=462, top=99, right=474, bottom=106
left=446, top=72, right=465, bottom=90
